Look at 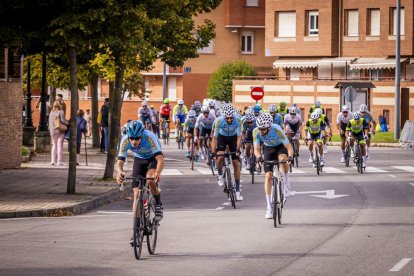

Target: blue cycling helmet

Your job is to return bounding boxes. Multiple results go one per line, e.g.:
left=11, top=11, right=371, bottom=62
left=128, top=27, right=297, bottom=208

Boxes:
left=194, top=101, right=202, bottom=108
left=253, top=104, right=262, bottom=113
left=126, top=120, right=144, bottom=138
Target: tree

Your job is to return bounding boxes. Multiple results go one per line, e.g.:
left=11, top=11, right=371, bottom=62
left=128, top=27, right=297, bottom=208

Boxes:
left=208, top=60, right=257, bottom=102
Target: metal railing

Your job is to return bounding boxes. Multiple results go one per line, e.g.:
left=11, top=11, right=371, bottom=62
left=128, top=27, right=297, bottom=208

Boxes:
left=399, top=120, right=414, bottom=150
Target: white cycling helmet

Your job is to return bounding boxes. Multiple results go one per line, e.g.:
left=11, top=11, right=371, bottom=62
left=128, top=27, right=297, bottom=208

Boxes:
left=256, top=113, right=273, bottom=128
left=341, top=105, right=350, bottom=112
left=222, top=103, right=234, bottom=118
left=201, top=106, right=209, bottom=113
left=187, top=110, right=196, bottom=118
left=359, top=104, right=368, bottom=112
left=178, top=99, right=184, bottom=105
left=310, top=112, right=320, bottom=120
left=268, top=104, right=278, bottom=113
left=288, top=107, right=297, bottom=114
left=314, top=107, right=323, bottom=115
left=208, top=100, right=215, bottom=107
left=142, top=101, right=148, bottom=107
left=244, top=113, right=254, bottom=122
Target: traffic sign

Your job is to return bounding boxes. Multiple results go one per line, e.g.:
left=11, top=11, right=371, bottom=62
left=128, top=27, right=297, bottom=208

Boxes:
left=251, top=86, right=264, bottom=101
left=344, top=86, right=357, bottom=103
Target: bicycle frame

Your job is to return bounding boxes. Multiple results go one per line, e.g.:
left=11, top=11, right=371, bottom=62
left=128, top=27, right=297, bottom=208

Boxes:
left=264, top=160, right=287, bottom=228
left=216, top=152, right=237, bottom=209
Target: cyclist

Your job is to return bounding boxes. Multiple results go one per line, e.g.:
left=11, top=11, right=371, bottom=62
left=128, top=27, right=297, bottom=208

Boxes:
left=278, top=102, right=288, bottom=117
left=159, top=98, right=172, bottom=136
left=212, top=103, right=243, bottom=201
left=195, top=106, right=216, bottom=160
left=173, top=99, right=188, bottom=141
left=336, top=105, right=353, bottom=163
left=241, top=113, right=256, bottom=170
left=116, top=121, right=164, bottom=243
left=184, top=110, right=199, bottom=161
left=314, top=107, right=332, bottom=155
left=305, top=112, right=326, bottom=167
left=253, top=113, right=293, bottom=219
left=208, top=100, right=218, bottom=116
left=346, top=112, right=369, bottom=168
left=269, top=104, right=283, bottom=127
left=138, top=101, right=155, bottom=130
left=192, top=101, right=202, bottom=117
left=252, top=104, right=262, bottom=118
left=358, top=104, right=377, bottom=159
left=284, top=107, right=303, bottom=161
left=309, top=100, right=325, bottom=117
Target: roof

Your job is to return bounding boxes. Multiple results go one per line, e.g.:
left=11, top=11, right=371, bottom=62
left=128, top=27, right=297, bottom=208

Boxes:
left=273, top=58, right=319, bottom=69
left=318, top=57, right=357, bottom=63
left=349, top=58, right=408, bottom=70
left=334, top=82, right=376, bottom=89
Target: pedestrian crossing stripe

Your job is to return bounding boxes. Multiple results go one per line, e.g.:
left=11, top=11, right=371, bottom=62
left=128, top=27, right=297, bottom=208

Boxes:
left=196, top=168, right=214, bottom=175
left=391, top=166, right=414, bottom=172
left=161, top=169, right=183, bottom=176
left=363, top=166, right=389, bottom=173
left=322, top=167, right=347, bottom=174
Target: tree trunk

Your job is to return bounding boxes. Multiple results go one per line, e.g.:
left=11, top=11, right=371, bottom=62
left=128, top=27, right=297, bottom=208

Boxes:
left=67, top=46, right=79, bottom=194
left=89, top=72, right=100, bottom=148
left=103, top=57, right=124, bottom=179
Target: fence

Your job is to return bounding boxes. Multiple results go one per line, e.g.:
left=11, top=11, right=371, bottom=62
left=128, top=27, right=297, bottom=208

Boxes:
left=399, top=120, right=414, bottom=150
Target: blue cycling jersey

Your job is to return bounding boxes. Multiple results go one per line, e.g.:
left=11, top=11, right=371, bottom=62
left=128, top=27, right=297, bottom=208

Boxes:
left=253, top=124, right=289, bottom=147
left=213, top=116, right=242, bottom=137
left=118, top=130, right=162, bottom=160
left=272, top=113, right=283, bottom=127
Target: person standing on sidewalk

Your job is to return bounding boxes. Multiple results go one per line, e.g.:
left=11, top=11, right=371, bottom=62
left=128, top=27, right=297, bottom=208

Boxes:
left=84, top=109, right=92, bottom=137
left=56, top=94, right=67, bottom=116
left=151, top=105, right=161, bottom=138
left=100, top=98, right=109, bottom=153
left=48, top=101, right=69, bottom=165
left=76, top=110, right=88, bottom=165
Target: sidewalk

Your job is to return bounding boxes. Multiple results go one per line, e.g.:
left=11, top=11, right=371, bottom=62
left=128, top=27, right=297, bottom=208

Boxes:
left=0, top=138, right=131, bottom=219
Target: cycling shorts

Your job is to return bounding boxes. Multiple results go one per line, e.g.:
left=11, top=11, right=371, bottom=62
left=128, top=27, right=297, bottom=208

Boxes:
left=140, top=115, right=152, bottom=125
left=245, top=130, right=253, bottom=143
left=350, top=132, right=366, bottom=145
left=185, top=127, right=194, bottom=136
left=263, top=144, right=288, bottom=173
left=307, top=132, right=322, bottom=142
left=216, top=134, right=238, bottom=160
left=132, top=156, right=158, bottom=188
left=175, top=114, right=186, bottom=124
left=161, top=114, right=170, bottom=121
left=340, top=123, right=347, bottom=139
left=200, top=127, right=212, bottom=138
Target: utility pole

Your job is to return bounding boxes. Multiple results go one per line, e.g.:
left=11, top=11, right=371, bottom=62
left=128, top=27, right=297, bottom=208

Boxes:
left=394, top=0, right=401, bottom=139
left=162, top=62, right=167, bottom=100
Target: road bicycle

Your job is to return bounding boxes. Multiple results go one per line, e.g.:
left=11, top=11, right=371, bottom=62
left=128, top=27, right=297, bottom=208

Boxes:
left=344, top=137, right=351, bottom=167
left=353, top=137, right=365, bottom=174
left=264, top=160, right=287, bottom=228
left=200, top=134, right=215, bottom=175
left=241, top=140, right=256, bottom=184
left=161, top=119, right=170, bottom=145
left=305, top=138, right=323, bottom=175
left=176, top=124, right=184, bottom=150
left=189, top=136, right=195, bottom=170
left=125, top=176, right=159, bottom=260
left=216, top=152, right=237, bottom=209
left=287, top=131, right=300, bottom=172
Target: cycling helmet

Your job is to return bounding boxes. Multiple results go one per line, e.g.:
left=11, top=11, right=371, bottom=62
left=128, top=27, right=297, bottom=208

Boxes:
left=178, top=99, right=184, bottom=105
left=310, top=112, right=320, bottom=120
left=256, top=113, right=273, bottom=128
left=163, top=98, right=170, bottom=104
left=142, top=100, right=148, bottom=107
left=222, top=103, right=234, bottom=118
left=188, top=110, right=196, bottom=118
left=268, top=104, right=278, bottom=113
left=359, top=104, right=368, bottom=112
left=315, top=100, right=321, bottom=107
left=245, top=108, right=253, bottom=115
left=292, top=103, right=298, bottom=108
left=352, top=112, right=361, bottom=120
left=208, top=100, right=215, bottom=107
left=341, top=105, right=350, bottom=112
left=314, top=108, right=323, bottom=115
left=279, top=101, right=286, bottom=108
left=126, top=120, right=144, bottom=138
left=253, top=104, right=262, bottom=113
left=288, top=107, right=297, bottom=114
left=201, top=106, right=209, bottom=113
left=194, top=101, right=201, bottom=108
left=244, top=113, right=254, bottom=122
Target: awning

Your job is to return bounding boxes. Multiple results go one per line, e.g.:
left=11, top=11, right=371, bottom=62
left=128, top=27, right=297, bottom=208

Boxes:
left=318, top=57, right=357, bottom=64
left=349, top=58, right=407, bottom=70
left=273, top=58, right=319, bottom=69
left=334, top=82, right=376, bottom=89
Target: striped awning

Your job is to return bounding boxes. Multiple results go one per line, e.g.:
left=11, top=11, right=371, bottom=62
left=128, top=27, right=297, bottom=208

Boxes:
left=349, top=58, right=407, bottom=70
left=273, top=58, right=319, bottom=69
left=318, top=57, right=357, bottom=64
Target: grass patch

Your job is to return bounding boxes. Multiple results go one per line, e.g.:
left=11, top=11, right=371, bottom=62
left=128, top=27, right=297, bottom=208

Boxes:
left=329, top=132, right=398, bottom=143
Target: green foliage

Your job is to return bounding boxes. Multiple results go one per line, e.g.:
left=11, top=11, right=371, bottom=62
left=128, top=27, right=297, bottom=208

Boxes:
left=21, top=146, right=30, bottom=156
left=208, top=60, right=256, bottom=102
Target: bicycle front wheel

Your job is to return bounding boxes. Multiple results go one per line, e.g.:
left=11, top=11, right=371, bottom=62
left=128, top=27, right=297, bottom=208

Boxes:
left=133, top=200, right=145, bottom=260
left=278, top=180, right=283, bottom=225
left=345, top=144, right=350, bottom=167
left=226, top=168, right=236, bottom=209
left=251, top=154, right=255, bottom=184
left=146, top=196, right=158, bottom=255
left=272, top=178, right=278, bottom=228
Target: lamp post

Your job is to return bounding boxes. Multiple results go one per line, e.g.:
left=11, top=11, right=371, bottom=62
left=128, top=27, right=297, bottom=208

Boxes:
left=23, top=56, right=36, bottom=148
left=38, top=51, right=48, bottom=132
left=162, top=61, right=167, bottom=100
left=394, top=0, right=401, bottom=139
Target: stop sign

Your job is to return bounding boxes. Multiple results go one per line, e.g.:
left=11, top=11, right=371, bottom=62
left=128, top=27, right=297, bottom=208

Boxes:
left=251, top=86, right=264, bottom=101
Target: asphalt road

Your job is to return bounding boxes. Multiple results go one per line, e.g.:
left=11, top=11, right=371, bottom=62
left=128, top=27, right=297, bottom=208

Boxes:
left=1, top=145, right=414, bottom=276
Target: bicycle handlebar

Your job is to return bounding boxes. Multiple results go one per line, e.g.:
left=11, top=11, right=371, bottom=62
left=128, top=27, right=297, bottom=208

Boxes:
left=264, top=160, right=288, bottom=165
left=125, top=176, right=155, bottom=181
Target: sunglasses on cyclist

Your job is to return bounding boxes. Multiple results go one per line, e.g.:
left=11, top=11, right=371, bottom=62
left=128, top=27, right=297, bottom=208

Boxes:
left=258, top=127, right=269, bottom=132
left=342, top=111, right=348, bottom=114
left=129, top=136, right=140, bottom=141
left=245, top=121, right=253, bottom=124
left=203, top=112, right=209, bottom=115
left=225, top=117, right=233, bottom=121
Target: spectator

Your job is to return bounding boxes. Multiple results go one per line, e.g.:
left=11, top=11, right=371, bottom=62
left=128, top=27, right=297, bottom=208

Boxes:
left=48, top=101, right=69, bottom=165
left=84, top=109, right=92, bottom=137
left=76, top=110, right=88, bottom=165
left=100, top=98, right=109, bottom=153
left=35, top=95, right=51, bottom=123
left=151, top=105, right=161, bottom=138
left=379, top=114, right=388, bottom=132
left=56, top=94, right=67, bottom=115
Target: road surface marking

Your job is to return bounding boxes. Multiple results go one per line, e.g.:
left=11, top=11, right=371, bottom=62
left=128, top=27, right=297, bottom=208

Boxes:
left=161, top=169, right=183, bottom=176
left=409, top=183, right=414, bottom=187
left=97, top=211, right=131, bottom=215
left=323, top=167, right=347, bottom=174
left=392, top=166, right=414, bottom=172
left=212, top=207, right=224, bottom=211
left=222, top=202, right=231, bottom=206
left=291, top=168, right=306, bottom=174
left=388, top=174, right=397, bottom=178
left=364, top=166, right=389, bottom=173
left=196, top=168, right=214, bottom=175
left=389, top=258, right=412, bottom=272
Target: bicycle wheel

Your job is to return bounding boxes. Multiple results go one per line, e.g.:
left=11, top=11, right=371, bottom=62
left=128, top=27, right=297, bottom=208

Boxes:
left=315, top=149, right=320, bottom=175
left=226, top=168, right=236, bottom=209
left=190, top=139, right=195, bottom=170
left=272, top=178, right=278, bottom=228
left=294, top=140, right=299, bottom=168
left=345, top=143, right=350, bottom=167
left=146, top=195, right=158, bottom=255
left=251, top=154, right=255, bottom=184
left=133, top=200, right=145, bottom=260
left=278, top=179, right=283, bottom=225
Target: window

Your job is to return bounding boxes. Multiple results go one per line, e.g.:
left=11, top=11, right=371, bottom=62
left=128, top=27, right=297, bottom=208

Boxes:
left=246, top=0, right=259, bottom=7
left=198, top=40, right=214, bottom=54
left=383, top=109, right=390, bottom=124
left=168, top=77, right=176, bottom=100
left=367, top=9, right=380, bottom=36
left=391, top=7, right=405, bottom=35
left=241, top=31, right=254, bottom=54
left=326, top=108, right=332, bottom=123
left=289, top=68, right=301, bottom=80
left=308, top=11, right=319, bottom=36
left=276, top=11, right=296, bottom=37
left=346, top=10, right=359, bottom=36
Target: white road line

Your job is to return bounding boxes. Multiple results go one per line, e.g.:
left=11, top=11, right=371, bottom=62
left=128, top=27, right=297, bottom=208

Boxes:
left=323, top=167, right=347, bottom=174
left=196, top=168, right=214, bottom=175
left=389, top=258, right=412, bottom=272
left=161, top=169, right=183, bottom=176
left=392, top=166, right=414, bottom=172
left=364, top=166, right=389, bottom=173
left=291, top=168, right=306, bottom=174
left=212, top=207, right=224, bottom=211
left=388, top=174, right=397, bottom=178
left=409, top=183, right=414, bottom=187
left=222, top=202, right=231, bottom=206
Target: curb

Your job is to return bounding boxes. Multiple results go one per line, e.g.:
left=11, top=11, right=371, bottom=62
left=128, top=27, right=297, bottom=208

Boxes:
left=0, top=185, right=132, bottom=219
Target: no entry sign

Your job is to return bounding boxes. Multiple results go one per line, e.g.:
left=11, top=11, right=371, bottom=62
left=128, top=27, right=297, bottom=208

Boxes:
left=251, top=86, right=264, bottom=101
